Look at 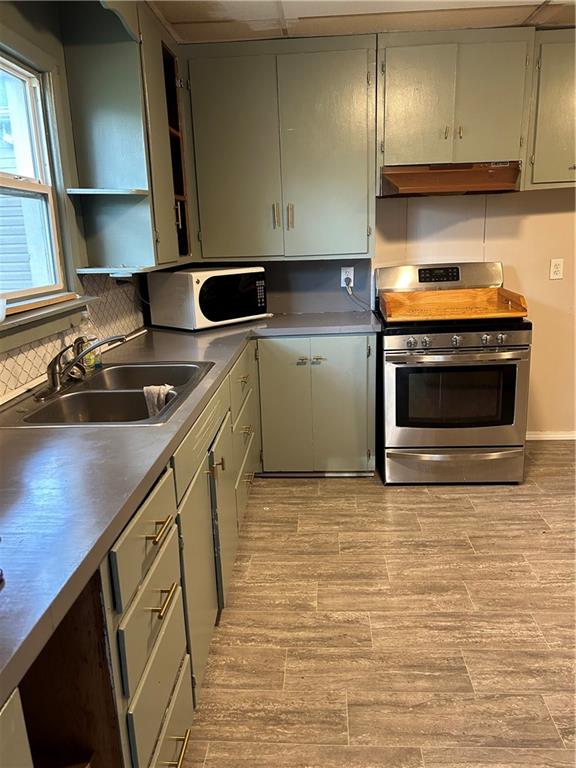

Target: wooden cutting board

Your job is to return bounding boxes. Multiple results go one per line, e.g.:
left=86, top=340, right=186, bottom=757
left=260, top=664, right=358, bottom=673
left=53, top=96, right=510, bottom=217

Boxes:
left=379, top=287, right=528, bottom=322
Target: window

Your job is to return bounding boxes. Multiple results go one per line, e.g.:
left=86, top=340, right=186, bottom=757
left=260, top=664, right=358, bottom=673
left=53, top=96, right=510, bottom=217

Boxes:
left=0, top=54, right=64, bottom=307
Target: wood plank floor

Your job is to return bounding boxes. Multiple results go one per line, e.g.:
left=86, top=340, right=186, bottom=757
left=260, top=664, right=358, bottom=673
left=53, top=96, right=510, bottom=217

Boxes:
left=184, top=441, right=575, bottom=768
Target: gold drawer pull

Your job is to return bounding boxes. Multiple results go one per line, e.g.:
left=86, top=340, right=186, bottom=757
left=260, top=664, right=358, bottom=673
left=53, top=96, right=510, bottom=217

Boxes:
left=240, top=425, right=254, bottom=435
left=238, top=375, right=249, bottom=385
left=159, top=727, right=191, bottom=767
left=214, top=457, right=226, bottom=472
left=145, top=515, right=174, bottom=546
left=150, top=582, right=178, bottom=620
left=243, top=472, right=255, bottom=485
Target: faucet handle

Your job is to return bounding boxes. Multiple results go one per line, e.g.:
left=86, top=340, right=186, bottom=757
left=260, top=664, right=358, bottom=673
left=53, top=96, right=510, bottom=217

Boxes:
left=73, top=335, right=88, bottom=357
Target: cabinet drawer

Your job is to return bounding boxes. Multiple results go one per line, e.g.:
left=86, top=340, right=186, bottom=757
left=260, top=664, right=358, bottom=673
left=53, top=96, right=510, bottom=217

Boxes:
left=230, top=342, right=257, bottom=422
left=110, top=468, right=177, bottom=613
left=232, top=386, right=259, bottom=474
left=118, top=526, right=181, bottom=698
left=127, top=586, right=186, bottom=768
left=172, top=377, right=230, bottom=503
left=0, top=689, right=33, bottom=768
left=148, top=655, right=194, bottom=768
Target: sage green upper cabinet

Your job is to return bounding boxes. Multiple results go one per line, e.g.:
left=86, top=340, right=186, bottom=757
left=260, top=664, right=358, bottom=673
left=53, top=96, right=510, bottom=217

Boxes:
left=138, top=5, right=180, bottom=264
left=259, top=335, right=375, bottom=473
left=380, top=29, right=534, bottom=168
left=278, top=49, right=369, bottom=256
left=189, top=55, right=284, bottom=259
left=384, top=45, right=457, bottom=165
left=528, top=31, right=576, bottom=187
left=186, top=36, right=375, bottom=260
left=453, top=42, right=528, bottom=162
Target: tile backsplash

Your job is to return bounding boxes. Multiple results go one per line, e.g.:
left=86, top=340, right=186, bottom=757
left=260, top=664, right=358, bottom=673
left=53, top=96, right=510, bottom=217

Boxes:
left=0, top=275, right=144, bottom=400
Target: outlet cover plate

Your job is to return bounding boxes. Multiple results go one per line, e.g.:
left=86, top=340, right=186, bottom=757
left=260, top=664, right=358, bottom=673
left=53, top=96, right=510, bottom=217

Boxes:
left=550, top=258, right=564, bottom=280
left=341, top=267, right=354, bottom=288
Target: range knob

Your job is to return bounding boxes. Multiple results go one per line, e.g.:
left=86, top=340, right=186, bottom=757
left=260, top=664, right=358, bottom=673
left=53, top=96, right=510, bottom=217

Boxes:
left=421, top=336, right=431, bottom=348
left=451, top=335, right=463, bottom=348
left=497, top=333, right=507, bottom=345
left=406, top=336, right=417, bottom=349
left=481, top=334, right=492, bottom=346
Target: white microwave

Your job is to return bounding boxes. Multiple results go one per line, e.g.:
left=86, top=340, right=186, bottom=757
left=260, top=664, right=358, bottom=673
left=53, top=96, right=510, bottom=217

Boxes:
left=147, top=267, right=269, bottom=330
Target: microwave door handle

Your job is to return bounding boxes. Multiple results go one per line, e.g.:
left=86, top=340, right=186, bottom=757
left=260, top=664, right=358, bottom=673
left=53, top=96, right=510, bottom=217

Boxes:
left=387, top=449, right=525, bottom=462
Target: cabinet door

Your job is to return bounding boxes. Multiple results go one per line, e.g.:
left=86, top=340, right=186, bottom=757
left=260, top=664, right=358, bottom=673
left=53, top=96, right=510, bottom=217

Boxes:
left=533, top=42, right=576, bottom=184
left=0, top=689, right=33, bottom=768
left=278, top=49, right=369, bottom=256
left=210, top=412, right=238, bottom=605
left=259, top=338, right=313, bottom=471
left=310, top=336, right=369, bottom=472
left=190, top=55, right=284, bottom=258
left=177, top=455, right=218, bottom=693
left=138, top=5, right=180, bottom=263
left=384, top=44, right=457, bottom=165
left=453, top=41, right=528, bottom=162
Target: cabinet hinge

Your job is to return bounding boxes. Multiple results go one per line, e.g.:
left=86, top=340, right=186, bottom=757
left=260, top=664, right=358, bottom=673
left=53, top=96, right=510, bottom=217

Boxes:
left=254, top=345, right=259, bottom=361
left=529, top=154, right=535, bottom=166
left=380, top=140, right=385, bottom=155
left=197, top=230, right=202, bottom=242
left=176, top=77, right=191, bottom=91
left=381, top=60, right=385, bottom=75
left=367, top=448, right=372, bottom=460
left=367, top=225, right=372, bottom=237
left=367, top=343, right=372, bottom=358
left=192, top=674, right=197, bottom=690
left=519, top=136, right=524, bottom=148
left=537, top=58, right=542, bottom=70
left=259, top=448, right=264, bottom=463
left=525, top=54, right=530, bottom=67
left=154, top=229, right=160, bottom=244
left=367, top=71, right=372, bottom=86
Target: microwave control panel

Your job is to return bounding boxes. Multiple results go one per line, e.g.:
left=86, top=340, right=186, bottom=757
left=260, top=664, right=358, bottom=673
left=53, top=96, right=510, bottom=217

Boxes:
left=256, top=279, right=266, bottom=308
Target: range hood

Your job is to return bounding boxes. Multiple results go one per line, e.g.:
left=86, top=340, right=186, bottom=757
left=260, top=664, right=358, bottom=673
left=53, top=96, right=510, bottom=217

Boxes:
left=378, top=161, right=521, bottom=197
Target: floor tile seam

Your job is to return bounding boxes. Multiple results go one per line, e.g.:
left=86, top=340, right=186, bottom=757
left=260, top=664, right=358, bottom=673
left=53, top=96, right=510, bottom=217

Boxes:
left=202, top=741, right=210, bottom=768
left=282, top=648, right=288, bottom=693
left=540, top=692, right=570, bottom=748
left=530, top=611, right=560, bottom=650
left=345, top=689, right=350, bottom=747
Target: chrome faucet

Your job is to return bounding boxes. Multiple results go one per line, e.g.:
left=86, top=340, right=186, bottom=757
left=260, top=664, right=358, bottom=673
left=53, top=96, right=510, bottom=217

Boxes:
left=35, top=334, right=127, bottom=400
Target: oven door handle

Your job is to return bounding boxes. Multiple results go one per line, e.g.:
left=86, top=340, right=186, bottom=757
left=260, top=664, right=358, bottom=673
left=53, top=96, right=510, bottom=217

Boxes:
left=386, top=449, right=525, bottom=462
left=385, top=351, right=529, bottom=364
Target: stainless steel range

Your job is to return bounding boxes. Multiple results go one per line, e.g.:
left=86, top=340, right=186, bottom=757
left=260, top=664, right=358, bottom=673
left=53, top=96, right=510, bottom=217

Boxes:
left=375, top=262, right=532, bottom=484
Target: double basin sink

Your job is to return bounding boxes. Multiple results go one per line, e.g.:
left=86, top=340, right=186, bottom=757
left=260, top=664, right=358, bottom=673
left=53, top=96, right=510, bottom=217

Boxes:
left=0, top=362, right=214, bottom=427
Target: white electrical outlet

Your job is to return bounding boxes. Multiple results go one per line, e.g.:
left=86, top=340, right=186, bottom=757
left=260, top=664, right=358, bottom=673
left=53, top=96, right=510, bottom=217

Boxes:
left=341, top=267, right=354, bottom=288
left=550, top=258, right=564, bottom=280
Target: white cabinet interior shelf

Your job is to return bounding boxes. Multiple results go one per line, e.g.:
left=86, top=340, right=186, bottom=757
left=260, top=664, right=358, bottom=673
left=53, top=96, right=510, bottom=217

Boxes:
left=66, top=188, right=149, bottom=196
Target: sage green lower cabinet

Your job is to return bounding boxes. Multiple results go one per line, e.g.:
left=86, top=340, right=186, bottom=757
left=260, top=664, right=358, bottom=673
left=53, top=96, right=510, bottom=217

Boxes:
left=0, top=689, right=33, bottom=768
left=210, top=411, right=238, bottom=605
left=531, top=34, right=576, bottom=185
left=148, top=655, right=194, bottom=768
left=259, top=335, right=375, bottom=473
left=176, top=455, right=219, bottom=696
left=259, top=337, right=314, bottom=471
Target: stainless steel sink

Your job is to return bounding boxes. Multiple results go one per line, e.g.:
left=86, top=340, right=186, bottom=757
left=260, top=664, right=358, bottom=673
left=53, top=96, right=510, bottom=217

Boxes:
left=78, top=362, right=213, bottom=391
left=24, top=391, right=166, bottom=425
left=0, top=361, right=215, bottom=427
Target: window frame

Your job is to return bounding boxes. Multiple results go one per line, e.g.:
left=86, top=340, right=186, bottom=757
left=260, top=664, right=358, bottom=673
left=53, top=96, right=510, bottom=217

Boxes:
left=0, top=53, right=66, bottom=307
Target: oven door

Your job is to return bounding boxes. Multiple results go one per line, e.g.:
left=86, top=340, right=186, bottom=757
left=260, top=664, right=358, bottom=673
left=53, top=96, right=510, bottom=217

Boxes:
left=384, top=348, right=530, bottom=447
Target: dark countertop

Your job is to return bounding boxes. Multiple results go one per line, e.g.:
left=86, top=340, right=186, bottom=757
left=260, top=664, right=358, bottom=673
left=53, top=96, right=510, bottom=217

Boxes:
left=0, top=312, right=379, bottom=703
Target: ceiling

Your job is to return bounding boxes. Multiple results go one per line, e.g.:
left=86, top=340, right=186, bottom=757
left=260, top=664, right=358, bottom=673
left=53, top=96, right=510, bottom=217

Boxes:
left=148, top=0, right=576, bottom=43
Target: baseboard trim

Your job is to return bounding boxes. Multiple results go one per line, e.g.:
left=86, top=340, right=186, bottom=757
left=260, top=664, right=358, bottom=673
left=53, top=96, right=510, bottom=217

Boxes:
left=526, top=431, right=576, bottom=441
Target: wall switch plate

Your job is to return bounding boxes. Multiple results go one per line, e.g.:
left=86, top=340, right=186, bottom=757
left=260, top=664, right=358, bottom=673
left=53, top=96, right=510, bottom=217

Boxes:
left=341, top=267, right=354, bottom=288
left=550, top=258, right=564, bottom=280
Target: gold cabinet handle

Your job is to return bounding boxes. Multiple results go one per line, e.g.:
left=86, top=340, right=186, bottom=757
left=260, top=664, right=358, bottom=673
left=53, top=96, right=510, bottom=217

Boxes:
left=243, top=472, right=255, bottom=485
left=149, top=582, right=178, bottom=620
left=159, top=727, right=191, bottom=767
left=214, top=457, right=225, bottom=471
left=272, top=202, right=281, bottom=228
left=287, top=203, right=294, bottom=229
left=311, top=355, right=327, bottom=364
left=296, top=356, right=308, bottom=365
left=240, top=425, right=254, bottom=435
left=444, top=125, right=449, bottom=139
left=458, top=125, right=463, bottom=139
left=238, top=375, right=249, bottom=385
left=145, top=514, right=174, bottom=546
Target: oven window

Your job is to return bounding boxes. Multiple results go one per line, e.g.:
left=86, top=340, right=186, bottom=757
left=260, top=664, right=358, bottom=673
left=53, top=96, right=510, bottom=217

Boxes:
left=396, top=365, right=516, bottom=428
left=199, top=274, right=266, bottom=321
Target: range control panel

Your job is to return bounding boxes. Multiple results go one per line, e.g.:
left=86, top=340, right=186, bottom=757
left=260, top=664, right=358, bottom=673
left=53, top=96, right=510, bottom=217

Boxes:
left=418, top=266, right=460, bottom=283
left=383, top=329, right=532, bottom=351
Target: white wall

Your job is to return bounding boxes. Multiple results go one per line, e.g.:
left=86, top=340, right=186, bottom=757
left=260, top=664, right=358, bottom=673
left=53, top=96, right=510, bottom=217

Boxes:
left=375, top=189, right=575, bottom=436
